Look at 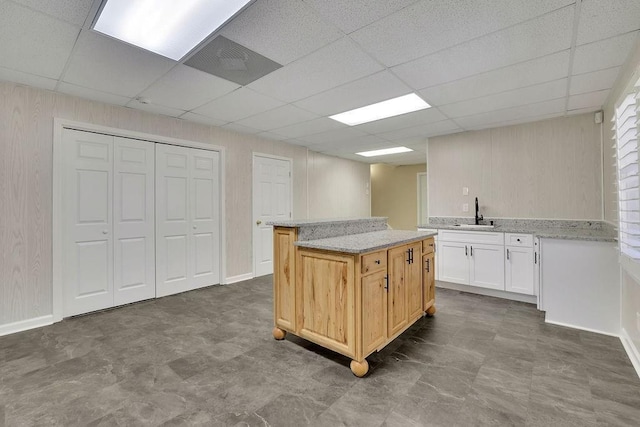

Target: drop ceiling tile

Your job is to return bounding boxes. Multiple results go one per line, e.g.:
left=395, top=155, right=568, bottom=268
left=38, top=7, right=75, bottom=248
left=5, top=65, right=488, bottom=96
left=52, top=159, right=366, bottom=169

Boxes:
left=192, top=87, right=285, bottom=122
left=63, top=31, right=175, bottom=97
left=297, top=126, right=368, bottom=145
left=11, top=0, right=93, bottom=26
left=0, top=66, right=57, bottom=90
left=354, top=108, right=448, bottom=134
left=256, top=131, right=289, bottom=141
left=180, top=112, right=228, bottom=128
left=126, top=99, right=186, bottom=118
left=439, top=79, right=567, bottom=118
left=576, top=0, right=640, bottom=46
left=221, top=0, right=342, bottom=65
left=248, top=37, right=384, bottom=103
left=392, top=6, right=574, bottom=89
left=303, top=0, right=417, bottom=34
left=270, top=117, right=346, bottom=139
left=351, top=0, right=574, bottom=67
left=294, top=71, right=412, bottom=116
left=235, top=104, right=319, bottom=131
left=572, top=32, right=639, bottom=75
left=57, top=82, right=130, bottom=106
left=420, top=51, right=570, bottom=106
left=139, top=65, right=239, bottom=111
left=454, top=98, right=566, bottom=129
left=567, top=89, right=610, bottom=110
left=376, top=120, right=462, bottom=141
left=464, top=112, right=565, bottom=131
left=308, top=135, right=390, bottom=153
left=570, top=67, right=621, bottom=95
left=0, top=2, right=80, bottom=79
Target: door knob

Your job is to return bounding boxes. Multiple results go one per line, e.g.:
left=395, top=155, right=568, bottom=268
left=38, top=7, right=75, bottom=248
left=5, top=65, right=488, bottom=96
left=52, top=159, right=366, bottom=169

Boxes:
left=193, top=225, right=197, bottom=229
left=256, top=220, right=262, bottom=225
left=102, top=230, right=108, bottom=234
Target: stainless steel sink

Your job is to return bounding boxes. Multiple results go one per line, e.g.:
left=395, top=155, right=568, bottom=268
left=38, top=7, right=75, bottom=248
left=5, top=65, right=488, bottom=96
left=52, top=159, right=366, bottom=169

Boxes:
left=453, top=224, right=495, bottom=229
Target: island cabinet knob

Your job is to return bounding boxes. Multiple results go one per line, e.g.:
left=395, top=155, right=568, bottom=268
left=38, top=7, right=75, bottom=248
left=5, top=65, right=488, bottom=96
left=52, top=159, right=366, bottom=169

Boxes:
left=256, top=220, right=262, bottom=225
left=375, top=259, right=381, bottom=264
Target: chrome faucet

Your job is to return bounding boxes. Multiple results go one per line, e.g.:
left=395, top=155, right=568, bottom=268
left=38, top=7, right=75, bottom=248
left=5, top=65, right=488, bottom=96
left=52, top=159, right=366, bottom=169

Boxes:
left=475, top=197, right=483, bottom=225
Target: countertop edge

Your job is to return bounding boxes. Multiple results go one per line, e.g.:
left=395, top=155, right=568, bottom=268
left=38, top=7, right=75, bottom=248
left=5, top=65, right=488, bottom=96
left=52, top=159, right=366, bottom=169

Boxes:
left=417, top=225, right=617, bottom=243
left=295, top=231, right=437, bottom=254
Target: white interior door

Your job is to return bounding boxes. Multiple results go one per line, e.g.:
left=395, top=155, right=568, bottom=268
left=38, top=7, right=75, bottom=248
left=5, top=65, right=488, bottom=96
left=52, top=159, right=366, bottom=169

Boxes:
left=62, top=129, right=114, bottom=316
left=113, top=137, right=156, bottom=305
left=190, top=149, right=220, bottom=289
left=253, top=155, right=291, bottom=277
left=156, top=144, right=220, bottom=296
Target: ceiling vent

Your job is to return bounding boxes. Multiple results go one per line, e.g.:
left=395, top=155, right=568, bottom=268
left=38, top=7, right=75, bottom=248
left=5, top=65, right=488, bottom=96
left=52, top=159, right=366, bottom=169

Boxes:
left=184, top=35, right=282, bottom=86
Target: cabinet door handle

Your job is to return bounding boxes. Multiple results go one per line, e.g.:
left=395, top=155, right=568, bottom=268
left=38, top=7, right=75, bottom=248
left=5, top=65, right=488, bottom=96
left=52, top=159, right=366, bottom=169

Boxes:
left=407, top=249, right=411, bottom=264
left=375, top=259, right=381, bottom=265
left=465, top=245, right=468, bottom=256
left=470, top=246, right=473, bottom=256
left=425, top=259, right=430, bottom=273
left=534, top=252, right=537, bottom=264
left=411, top=248, right=414, bottom=264
left=384, top=275, right=389, bottom=291
left=507, top=248, right=510, bottom=260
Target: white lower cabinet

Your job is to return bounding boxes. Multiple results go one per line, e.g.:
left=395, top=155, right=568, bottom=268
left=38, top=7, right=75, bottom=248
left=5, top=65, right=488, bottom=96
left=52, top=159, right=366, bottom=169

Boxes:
left=438, top=231, right=504, bottom=290
left=437, top=230, right=537, bottom=296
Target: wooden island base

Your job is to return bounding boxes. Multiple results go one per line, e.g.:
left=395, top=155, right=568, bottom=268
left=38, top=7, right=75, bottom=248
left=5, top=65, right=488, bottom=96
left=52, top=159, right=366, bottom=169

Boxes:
left=271, top=225, right=437, bottom=377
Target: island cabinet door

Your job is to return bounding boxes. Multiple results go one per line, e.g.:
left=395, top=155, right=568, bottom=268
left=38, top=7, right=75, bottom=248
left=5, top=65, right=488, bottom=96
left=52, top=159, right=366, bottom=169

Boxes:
left=361, top=270, right=388, bottom=356
left=387, top=245, right=409, bottom=337
left=297, top=249, right=356, bottom=358
left=273, top=227, right=296, bottom=331
left=423, top=252, right=435, bottom=310
left=406, top=242, right=423, bottom=323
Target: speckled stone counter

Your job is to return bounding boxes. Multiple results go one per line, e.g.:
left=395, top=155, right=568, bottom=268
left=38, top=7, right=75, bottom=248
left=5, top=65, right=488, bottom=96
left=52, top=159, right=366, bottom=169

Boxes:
left=295, top=229, right=437, bottom=254
left=419, top=218, right=616, bottom=242
left=268, top=217, right=388, bottom=241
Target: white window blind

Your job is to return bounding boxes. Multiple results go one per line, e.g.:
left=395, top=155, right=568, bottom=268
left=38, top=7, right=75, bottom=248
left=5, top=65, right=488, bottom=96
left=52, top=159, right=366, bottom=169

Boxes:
left=615, top=78, right=640, bottom=260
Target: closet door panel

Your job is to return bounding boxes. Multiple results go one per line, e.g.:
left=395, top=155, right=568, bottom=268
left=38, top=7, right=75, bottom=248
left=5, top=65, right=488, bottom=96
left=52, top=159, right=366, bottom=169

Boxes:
left=113, top=138, right=155, bottom=305
left=190, top=149, right=220, bottom=288
left=63, top=129, right=114, bottom=316
left=156, top=144, right=191, bottom=297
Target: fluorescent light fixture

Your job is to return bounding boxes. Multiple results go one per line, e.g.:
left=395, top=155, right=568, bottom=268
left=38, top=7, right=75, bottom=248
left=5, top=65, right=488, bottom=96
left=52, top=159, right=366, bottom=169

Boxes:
left=93, top=0, right=252, bottom=60
left=356, top=147, right=413, bottom=157
left=330, top=94, right=431, bottom=126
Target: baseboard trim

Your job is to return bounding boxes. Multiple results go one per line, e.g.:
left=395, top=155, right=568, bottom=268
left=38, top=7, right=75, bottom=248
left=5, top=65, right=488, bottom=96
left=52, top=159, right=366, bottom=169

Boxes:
left=0, top=315, right=54, bottom=337
left=544, top=319, right=620, bottom=338
left=621, top=328, right=640, bottom=379
left=436, top=281, right=537, bottom=304
left=225, top=273, right=254, bottom=284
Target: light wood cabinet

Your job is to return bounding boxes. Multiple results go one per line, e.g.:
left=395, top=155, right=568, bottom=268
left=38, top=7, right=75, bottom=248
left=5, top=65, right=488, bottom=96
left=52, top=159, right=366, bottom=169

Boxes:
left=423, top=251, right=435, bottom=314
left=272, top=228, right=437, bottom=377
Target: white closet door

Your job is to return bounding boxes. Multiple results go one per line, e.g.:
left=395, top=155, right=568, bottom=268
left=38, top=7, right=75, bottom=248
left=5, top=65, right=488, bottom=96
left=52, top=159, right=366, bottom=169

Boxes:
left=156, top=144, right=220, bottom=297
left=156, top=144, right=191, bottom=297
left=62, top=129, right=114, bottom=316
left=113, top=137, right=156, bottom=305
left=190, top=149, right=220, bottom=289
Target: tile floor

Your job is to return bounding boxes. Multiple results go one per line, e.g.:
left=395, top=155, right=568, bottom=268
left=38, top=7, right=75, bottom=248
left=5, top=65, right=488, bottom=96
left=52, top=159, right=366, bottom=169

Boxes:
left=1, top=276, right=640, bottom=426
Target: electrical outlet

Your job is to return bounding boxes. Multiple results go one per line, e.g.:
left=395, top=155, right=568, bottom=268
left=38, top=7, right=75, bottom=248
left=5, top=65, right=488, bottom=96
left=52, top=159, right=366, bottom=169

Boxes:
left=462, top=203, right=469, bottom=212
left=462, top=187, right=469, bottom=196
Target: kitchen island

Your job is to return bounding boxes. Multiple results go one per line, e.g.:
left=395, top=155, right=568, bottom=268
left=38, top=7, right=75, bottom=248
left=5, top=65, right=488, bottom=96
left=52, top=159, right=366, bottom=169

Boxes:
left=268, top=218, right=436, bottom=377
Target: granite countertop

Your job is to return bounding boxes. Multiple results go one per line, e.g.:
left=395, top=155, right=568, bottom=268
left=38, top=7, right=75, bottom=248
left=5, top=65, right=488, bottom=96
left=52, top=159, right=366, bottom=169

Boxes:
left=267, top=217, right=387, bottom=227
left=417, top=219, right=617, bottom=242
left=295, top=230, right=437, bottom=254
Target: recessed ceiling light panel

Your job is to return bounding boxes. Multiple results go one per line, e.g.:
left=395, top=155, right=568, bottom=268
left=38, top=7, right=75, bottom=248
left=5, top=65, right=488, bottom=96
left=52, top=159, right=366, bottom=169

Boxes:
left=93, top=0, right=253, bottom=61
left=330, top=94, right=431, bottom=126
left=356, top=147, right=413, bottom=157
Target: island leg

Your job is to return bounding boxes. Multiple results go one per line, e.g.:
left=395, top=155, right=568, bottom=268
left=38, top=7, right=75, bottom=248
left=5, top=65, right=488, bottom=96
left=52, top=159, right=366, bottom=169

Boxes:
left=272, top=327, right=287, bottom=340
left=426, top=305, right=436, bottom=316
left=350, top=359, right=369, bottom=377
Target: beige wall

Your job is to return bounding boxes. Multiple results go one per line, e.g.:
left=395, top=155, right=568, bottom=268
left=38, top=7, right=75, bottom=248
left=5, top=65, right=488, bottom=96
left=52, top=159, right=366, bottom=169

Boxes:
left=371, top=163, right=426, bottom=230
left=0, top=81, right=370, bottom=327
left=428, top=113, right=602, bottom=220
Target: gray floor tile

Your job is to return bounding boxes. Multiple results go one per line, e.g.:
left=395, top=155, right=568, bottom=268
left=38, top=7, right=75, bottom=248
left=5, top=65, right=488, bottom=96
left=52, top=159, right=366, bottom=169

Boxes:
left=1, top=279, right=639, bottom=426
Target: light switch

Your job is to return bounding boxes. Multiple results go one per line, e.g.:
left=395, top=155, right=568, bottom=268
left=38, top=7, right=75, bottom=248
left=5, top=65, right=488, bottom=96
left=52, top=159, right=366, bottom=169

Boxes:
left=462, top=187, right=469, bottom=196
left=462, top=203, right=469, bottom=212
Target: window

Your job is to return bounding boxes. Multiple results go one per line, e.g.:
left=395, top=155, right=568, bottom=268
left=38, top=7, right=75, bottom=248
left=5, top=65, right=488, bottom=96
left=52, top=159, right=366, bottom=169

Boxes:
left=615, top=77, right=640, bottom=260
